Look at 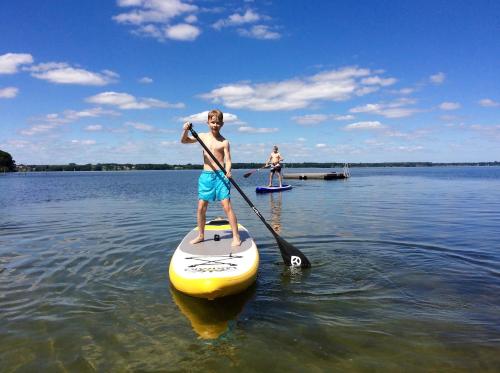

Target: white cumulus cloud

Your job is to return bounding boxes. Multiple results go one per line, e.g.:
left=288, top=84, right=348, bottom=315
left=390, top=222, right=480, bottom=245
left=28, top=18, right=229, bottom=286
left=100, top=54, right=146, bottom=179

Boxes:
left=20, top=107, right=119, bottom=136
left=361, top=76, right=397, bottom=86
left=21, top=124, right=58, bottom=136
left=165, top=23, right=201, bottom=41
left=201, top=66, right=395, bottom=111
left=185, top=14, right=197, bottom=23
left=396, top=145, right=424, bottom=152
left=0, top=53, right=33, bottom=74
left=344, top=121, right=386, bottom=130
left=85, top=124, right=103, bottom=131
left=180, top=111, right=242, bottom=124
left=237, top=25, right=281, bottom=40
left=292, top=114, right=329, bottom=125
left=478, top=98, right=499, bottom=107
left=113, top=0, right=199, bottom=42
left=27, top=62, right=118, bottom=86
left=86, top=91, right=185, bottom=110
left=396, top=87, right=415, bottom=95
left=238, top=126, right=278, bottom=133
left=439, top=102, right=461, bottom=110
left=71, top=139, right=96, bottom=145
left=37, top=107, right=120, bottom=124
left=292, top=113, right=355, bottom=125
left=113, top=0, right=197, bottom=25
left=0, top=87, right=19, bottom=99
left=125, top=121, right=156, bottom=132
left=350, top=98, right=419, bottom=118
left=214, top=9, right=261, bottom=29
left=213, top=9, right=280, bottom=40
left=430, top=72, right=445, bottom=84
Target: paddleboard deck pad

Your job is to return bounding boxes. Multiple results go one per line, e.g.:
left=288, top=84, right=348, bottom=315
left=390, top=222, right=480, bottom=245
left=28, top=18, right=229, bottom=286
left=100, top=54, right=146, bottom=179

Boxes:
left=169, top=219, right=259, bottom=299
left=256, top=184, right=293, bottom=193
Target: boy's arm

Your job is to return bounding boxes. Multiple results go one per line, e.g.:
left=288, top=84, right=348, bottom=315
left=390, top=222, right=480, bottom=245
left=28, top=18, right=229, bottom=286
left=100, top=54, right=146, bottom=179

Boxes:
left=224, top=140, right=232, bottom=178
left=181, top=122, right=197, bottom=144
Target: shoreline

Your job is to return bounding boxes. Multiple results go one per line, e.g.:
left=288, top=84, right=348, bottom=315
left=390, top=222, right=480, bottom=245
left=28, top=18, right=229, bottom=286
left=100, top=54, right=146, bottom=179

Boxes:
left=11, top=161, right=500, bottom=172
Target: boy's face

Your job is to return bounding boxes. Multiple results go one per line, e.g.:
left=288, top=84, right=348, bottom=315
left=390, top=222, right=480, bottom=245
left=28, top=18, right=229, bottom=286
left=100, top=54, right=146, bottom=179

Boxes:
left=207, top=115, right=223, bottom=131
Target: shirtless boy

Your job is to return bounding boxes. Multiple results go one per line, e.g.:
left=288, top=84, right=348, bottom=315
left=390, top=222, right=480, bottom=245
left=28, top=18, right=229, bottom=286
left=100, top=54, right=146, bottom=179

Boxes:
left=265, top=145, right=284, bottom=187
left=181, top=109, right=241, bottom=246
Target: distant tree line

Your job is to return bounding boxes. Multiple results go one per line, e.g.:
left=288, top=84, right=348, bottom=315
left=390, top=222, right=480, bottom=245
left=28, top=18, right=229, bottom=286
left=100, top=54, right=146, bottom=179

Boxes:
left=16, top=163, right=203, bottom=172
left=0, top=150, right=16, bottom=172
left=14, top=161, right=500, bottom=172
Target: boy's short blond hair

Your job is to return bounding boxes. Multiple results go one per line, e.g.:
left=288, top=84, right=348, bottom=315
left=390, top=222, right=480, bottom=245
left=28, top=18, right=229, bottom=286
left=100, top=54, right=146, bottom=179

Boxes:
left=208, top=109, right=223, bottom=123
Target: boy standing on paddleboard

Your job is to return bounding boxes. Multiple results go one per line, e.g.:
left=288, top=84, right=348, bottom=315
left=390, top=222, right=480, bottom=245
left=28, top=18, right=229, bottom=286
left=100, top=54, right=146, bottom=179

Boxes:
left=265, top=145, right=284, bottom=187
left=181, top=109, right=241, bottom=247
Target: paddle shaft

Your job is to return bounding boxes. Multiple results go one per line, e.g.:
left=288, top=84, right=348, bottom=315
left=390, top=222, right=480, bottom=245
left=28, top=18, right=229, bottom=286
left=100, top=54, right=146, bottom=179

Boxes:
left=244, top=165, right=268, bottom=178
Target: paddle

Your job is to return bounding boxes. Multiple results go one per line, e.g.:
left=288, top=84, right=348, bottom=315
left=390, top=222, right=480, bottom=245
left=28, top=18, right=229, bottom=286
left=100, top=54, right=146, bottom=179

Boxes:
left=243, top=165, right=268, bottom=178
left=187, top=123, right=311, bottom=268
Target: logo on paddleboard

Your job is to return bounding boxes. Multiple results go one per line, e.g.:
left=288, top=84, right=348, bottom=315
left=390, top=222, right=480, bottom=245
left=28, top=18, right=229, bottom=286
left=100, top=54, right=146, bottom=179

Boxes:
left=187, top=266, right=235, bottom=273
left=290, top=256, right=302, bottom=267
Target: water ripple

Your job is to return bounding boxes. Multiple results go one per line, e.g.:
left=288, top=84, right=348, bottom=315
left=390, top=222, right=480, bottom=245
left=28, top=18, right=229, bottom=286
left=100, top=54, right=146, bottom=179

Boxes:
left=1, top=169, right=500, bottom=371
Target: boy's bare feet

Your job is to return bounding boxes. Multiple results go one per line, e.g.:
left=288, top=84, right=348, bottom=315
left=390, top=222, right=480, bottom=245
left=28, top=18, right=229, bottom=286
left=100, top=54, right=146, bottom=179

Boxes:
left=268, top=184, right=272, bottom=187
left=231, top=237, right=241, bottom=247
left=190, top=235, right=204, bottom=244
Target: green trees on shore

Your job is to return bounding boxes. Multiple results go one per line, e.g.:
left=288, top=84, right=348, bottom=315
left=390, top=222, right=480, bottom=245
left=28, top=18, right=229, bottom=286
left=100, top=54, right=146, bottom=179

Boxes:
left=0, top=150, right=16, bottom=172
left=16, top=163, right=204, bottom=172
left=2, top=145, right=498, bottom=173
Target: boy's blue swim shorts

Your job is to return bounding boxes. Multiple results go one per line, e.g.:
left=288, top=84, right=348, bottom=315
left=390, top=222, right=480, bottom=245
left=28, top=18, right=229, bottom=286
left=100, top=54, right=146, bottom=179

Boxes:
left=198, top=170, right=231, bottom=201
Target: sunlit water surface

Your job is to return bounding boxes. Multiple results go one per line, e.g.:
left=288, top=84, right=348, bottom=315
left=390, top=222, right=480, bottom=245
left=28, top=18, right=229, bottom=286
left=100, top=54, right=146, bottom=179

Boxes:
left=1, top=167, right=499, bottom=371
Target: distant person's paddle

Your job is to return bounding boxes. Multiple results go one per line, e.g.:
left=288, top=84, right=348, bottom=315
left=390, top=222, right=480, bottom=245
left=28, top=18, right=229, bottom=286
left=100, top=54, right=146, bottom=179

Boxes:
left=187, top=123, right=311, bottom=268
left=244, top=165, right=268, bottom=178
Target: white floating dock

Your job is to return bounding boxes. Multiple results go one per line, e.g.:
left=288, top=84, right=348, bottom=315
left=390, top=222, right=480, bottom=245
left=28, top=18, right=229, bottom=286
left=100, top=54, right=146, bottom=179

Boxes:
left=283, top=164, right=351, bottom=180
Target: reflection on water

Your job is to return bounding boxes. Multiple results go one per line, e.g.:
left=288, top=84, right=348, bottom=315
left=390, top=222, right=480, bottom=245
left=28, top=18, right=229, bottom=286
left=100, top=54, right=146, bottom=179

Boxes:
left=269, top=192, right=282, bottom=234
left=170, top=285, right=256, bottom=340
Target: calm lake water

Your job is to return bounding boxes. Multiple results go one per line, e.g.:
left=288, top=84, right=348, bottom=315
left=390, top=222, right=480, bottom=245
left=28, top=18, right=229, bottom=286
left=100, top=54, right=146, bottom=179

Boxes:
left=1, top=167, right=500, bottom=372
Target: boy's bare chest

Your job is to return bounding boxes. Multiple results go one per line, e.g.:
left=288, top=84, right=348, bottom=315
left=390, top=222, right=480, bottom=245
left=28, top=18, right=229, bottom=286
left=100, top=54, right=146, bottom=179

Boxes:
left=203, top=136, right=225, bottom=153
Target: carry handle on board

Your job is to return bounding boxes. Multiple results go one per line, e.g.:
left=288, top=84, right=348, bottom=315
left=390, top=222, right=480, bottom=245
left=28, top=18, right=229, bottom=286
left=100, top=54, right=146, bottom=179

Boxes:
left=187, top=123, right=311, bottom=268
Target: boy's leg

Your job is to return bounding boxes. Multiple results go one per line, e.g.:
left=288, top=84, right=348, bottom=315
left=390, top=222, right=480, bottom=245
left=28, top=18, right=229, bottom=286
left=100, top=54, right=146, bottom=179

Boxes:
left=221, top=199, right=241, bottom=246
left=278, top=171, right=282, bottom=187
left=268, top=171, right=273, bottom=187
left=190, top=199, right=208, bottom=244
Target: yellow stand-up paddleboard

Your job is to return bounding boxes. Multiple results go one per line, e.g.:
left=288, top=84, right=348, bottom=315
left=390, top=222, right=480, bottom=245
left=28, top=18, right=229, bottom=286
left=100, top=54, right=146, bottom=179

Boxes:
left=169, top=218, right=259, bottom=300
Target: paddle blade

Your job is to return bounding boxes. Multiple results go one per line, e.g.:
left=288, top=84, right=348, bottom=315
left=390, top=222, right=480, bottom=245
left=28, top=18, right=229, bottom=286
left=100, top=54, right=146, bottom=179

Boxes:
left=275, top=234, right=311, bottom=268
left=243, top=171, right=253, bottom=178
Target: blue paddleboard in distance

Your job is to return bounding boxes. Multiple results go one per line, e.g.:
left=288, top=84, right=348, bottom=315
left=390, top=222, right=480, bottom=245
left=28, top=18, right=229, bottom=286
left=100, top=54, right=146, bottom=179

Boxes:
left=255, top=184, right=293, bottom=193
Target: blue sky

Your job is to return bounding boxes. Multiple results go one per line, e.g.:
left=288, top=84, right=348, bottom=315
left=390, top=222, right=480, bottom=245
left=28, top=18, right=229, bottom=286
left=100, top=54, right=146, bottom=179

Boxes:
left=1, top=0, right=499, bottom=164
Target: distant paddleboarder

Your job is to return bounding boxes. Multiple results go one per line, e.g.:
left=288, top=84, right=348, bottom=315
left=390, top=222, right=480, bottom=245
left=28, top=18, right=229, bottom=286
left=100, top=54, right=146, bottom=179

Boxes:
left=265, top=145, right=284, bottom=187
left=181, top=109, right=241, bottom=247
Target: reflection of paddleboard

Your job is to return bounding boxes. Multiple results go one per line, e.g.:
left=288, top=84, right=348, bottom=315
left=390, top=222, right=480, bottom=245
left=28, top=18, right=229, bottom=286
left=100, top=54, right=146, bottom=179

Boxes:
left=169, top=218, right=259, bottom=300
left=256, top=184, right=292, bottom=193
left=170, top=285, right=255, bottom=339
